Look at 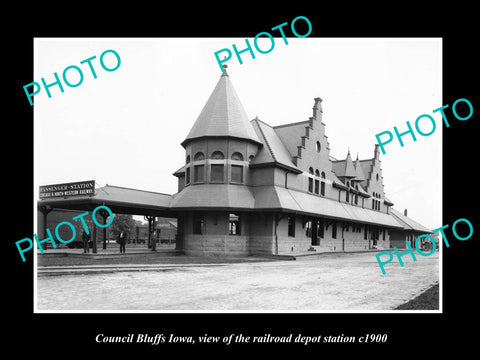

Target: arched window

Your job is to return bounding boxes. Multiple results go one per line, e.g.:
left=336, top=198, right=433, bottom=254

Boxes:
left=376, top=173, right=379, bottom=181
left=186, top=155, right=191, bottom=164
left=248, top=155, right=255, bottom=162
left=320, top=171, right=326, bottom=196
left=211, top=151, right=225, bottom=160
left=316, top=141, right=321, bottom=152
left=315, top=169, right=320, bottom=177
left=231, top=152, right=244, bottom=161
left=194, top=152, right=205, bottom=161
left=308, top=168, right=314, bottom=193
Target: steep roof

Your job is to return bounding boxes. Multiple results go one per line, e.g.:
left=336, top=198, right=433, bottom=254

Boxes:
left=250, top=118, right=301, bottom=173
left=181, top=69, right=261, bottom=147
left=253, top=186, right=404, bottom=228
left=332, top=151, right=356, bottom=178
left=354, top=155, right=367, bottom=182
left=390, top=208, right=432, bottom=233
left=170, top=183, right=255, bottom=210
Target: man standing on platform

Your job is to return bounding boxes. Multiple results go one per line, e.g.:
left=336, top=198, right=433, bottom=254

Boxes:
left=118, top=231, right=127, bottom=254
left=82, top=230, right=91, bottom=254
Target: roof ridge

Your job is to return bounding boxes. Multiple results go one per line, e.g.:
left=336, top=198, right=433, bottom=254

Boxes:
left=272, top=120, right=311, bottom=129
left=252, top=117, right=273, bottom=128
left=103, top=184, right=172, bottom=196
left=252, top=119, right=277, bottom=163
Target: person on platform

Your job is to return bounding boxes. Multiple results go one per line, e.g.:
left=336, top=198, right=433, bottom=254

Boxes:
left=118, top=231, right=127, bottom=254
left=82, top=230, right=91, bottom=254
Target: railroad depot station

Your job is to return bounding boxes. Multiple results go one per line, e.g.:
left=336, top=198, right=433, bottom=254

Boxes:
left=37, top=66, right=432, bottom=256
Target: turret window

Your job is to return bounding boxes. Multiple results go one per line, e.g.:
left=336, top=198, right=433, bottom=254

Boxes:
left=194, top=164, right=205, bottom=183
left=194, top=152, right=205, bottom=161
left=210, top=164, right=225, bottom=182
left=211, top=151, right=225, bottom=160
left=231, top=165, right=244, bottom=183
left=231, top=152, right=244, bottom=161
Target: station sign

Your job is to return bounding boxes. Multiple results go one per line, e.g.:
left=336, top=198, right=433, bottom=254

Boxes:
left=39, top=180, right=95, bottom=199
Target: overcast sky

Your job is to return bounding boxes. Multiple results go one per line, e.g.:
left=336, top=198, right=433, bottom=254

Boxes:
left=34, top=38, right=442, bottom=229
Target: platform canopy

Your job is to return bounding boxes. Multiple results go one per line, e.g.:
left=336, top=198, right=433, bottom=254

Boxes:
left=37, top=184, right=174, bottom=217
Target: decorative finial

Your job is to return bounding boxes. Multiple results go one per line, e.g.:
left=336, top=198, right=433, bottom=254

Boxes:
left=221, top=56, right=229, bottom=76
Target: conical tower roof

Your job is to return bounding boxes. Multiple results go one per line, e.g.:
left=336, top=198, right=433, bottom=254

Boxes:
left=181, top=68, right=262, bottom=147
left=335, top=149, right=357, bottom=178
left=354, top=153, right=367, bottom=181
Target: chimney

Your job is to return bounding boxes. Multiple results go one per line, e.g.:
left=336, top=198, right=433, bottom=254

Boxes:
left=404, top=209, right=408, bottom=216
left=374, top=144, right=380, bottom=160
left=313, top=97, right=323, bottom=119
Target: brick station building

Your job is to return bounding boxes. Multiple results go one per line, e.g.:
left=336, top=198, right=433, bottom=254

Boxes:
left=38, top=66, right=431, bottom=256
left=169, top=66, right=431, bottom=256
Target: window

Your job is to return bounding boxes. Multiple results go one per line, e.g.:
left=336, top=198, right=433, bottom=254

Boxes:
left=315, top=169, right=320, bottom=177
left=211, top=151, right=225, bottom=160
left=194, top=152, right=205, bottom=161
left=316, top=141, right=321, bottom=152
left=231, top=152, right=244, bottom=161
left=231, top=165, right=244, bottom=183
left=346, top=191, right=349, bottom=202
left=314, top=179, right=319, bottom=194
left=185, top=167, right=190, bottom=184
left=309, top=167, right=314, bottom=175
left=194, top=164, right=205, bottom=182
left=186, top=155, right=191, bottom=164
left=376, top=173, right=379, bottom=181
left=321, top=172, right=326, bottom=179
left=248, top=155, right=255, bottom=162
left=193, top=213, right=205, bottom=235
left=288, top=216, right=296, bottom=237
left=229, top=213, right=241, bottom=235
left=320, top=181, right=325, bottom=196
left=354, top=194, right=358, bottom=205
left=210, top=164, right=224, bottom=182
left=332, top=221, right=337, bottom=239
left=308, top=177, right=313, bottom=193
